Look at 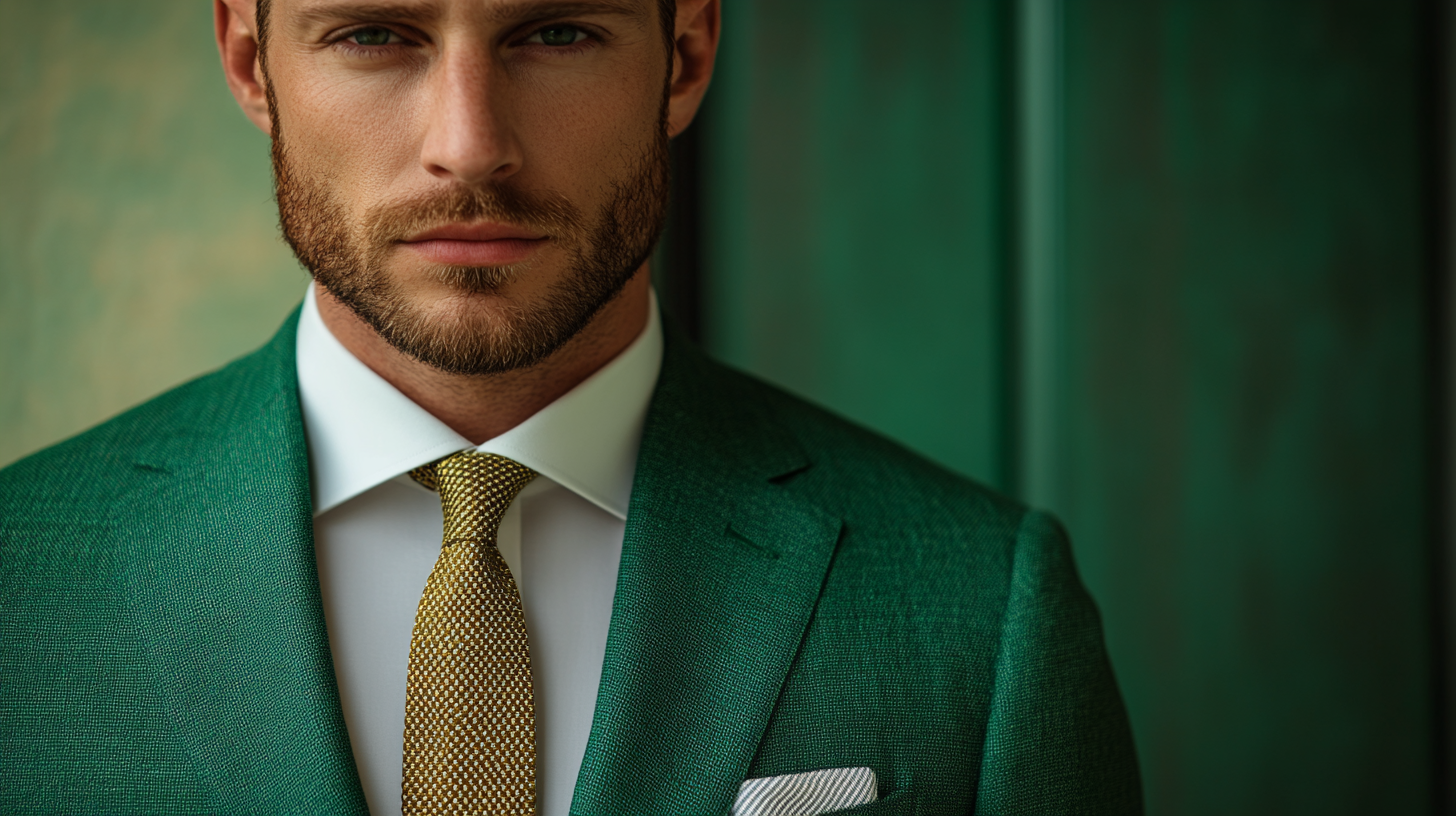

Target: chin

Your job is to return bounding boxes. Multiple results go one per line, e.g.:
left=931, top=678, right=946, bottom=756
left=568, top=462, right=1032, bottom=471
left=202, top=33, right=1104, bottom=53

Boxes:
left=418, top=288, right=530, bottom=324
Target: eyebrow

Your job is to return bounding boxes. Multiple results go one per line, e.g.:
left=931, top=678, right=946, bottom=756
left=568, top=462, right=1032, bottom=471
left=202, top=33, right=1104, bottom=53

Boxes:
left=291, top=0, right=648, bottom=30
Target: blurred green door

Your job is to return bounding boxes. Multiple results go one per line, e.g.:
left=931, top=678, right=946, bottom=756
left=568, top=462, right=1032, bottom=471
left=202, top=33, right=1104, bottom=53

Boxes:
left=704, top=1, right=1436, bottom=813
left=1058, top=1, right=1433, bottom=813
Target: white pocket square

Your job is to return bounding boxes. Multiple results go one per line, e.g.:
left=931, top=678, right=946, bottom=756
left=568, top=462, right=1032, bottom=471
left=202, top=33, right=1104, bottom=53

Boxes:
left=731, top=766, right=878, bottom=816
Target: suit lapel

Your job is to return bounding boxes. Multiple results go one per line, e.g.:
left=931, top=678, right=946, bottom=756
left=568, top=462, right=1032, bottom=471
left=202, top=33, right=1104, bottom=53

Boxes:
left=110, top=311, right=835, bottom=814
left=572, top=328, right=842, bottom=816
left=119, top=311, right=366, bottom=813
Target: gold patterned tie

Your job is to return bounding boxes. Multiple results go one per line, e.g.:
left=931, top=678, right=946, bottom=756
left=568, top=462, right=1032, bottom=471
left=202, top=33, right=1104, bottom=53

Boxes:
left=403, top=451, right=539, bottom=815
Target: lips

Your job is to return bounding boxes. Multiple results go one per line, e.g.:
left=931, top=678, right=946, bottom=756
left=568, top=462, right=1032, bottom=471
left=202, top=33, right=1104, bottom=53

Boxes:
left=401, top=222, right=548, bottom=266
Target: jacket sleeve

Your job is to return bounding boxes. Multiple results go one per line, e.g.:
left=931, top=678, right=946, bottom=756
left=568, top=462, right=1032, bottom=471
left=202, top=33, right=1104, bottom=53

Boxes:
left=973, top=510, right=1143, bottom=815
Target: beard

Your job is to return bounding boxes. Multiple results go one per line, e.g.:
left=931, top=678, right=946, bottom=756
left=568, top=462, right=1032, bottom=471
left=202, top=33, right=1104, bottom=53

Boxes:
left=271, top=122, right=669, bottom=377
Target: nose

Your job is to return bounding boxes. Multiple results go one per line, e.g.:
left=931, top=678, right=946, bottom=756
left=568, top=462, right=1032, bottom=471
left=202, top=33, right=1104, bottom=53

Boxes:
left=418, top=44, right=522, bottom=185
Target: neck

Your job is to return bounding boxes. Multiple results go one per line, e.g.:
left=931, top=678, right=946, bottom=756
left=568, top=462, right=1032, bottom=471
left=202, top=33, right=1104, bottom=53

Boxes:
left=314, top=269, right=652, bottom=444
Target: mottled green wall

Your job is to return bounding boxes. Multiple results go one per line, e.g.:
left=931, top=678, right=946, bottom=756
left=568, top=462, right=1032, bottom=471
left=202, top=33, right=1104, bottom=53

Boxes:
left=0, top=2, right=305, bottom=468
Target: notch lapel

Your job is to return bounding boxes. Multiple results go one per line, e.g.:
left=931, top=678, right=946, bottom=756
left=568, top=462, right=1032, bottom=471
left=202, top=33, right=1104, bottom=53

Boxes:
left=119, top=312, right=366, bottom=813
left=571, top=330, right=842, bottom=816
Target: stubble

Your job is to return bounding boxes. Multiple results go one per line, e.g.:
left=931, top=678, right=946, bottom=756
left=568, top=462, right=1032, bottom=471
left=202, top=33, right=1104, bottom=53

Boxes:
left=270, top=115, right=670, bottom=376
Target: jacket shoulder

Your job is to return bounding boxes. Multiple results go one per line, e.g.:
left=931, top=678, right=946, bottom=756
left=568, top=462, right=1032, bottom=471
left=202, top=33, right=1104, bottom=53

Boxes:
left=706, top=356, right=1028, bottom=535
left=0, top=315, right=301, bottom=813
left=0, top=310, right=299, bottom=518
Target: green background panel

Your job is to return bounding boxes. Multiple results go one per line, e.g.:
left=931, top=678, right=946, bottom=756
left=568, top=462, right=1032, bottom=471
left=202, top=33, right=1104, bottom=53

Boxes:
left=704, top=0, right=1012, bottom=488
left=1058, top=2, right=1431, bottom=812
left=0, top=2, right=305, bottom=468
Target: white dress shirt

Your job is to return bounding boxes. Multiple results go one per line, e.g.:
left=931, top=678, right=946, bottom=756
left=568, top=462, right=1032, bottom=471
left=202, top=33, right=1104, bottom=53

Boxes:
left=296, top=283, right=663, bottom=816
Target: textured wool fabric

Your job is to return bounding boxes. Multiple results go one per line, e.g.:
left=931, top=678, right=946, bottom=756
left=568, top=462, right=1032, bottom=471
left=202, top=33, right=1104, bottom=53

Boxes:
left=404, top=453, right=539, bottom=815
left=0, top=310, right=363, bottom=814
left=0, top=307, right=1142, bottom=814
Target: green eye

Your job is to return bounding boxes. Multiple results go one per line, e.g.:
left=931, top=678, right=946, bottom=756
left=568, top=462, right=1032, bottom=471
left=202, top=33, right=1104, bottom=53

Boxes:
left=349, top=27, right=396, bottom=46
left=533, top=25, right=585, bottom=47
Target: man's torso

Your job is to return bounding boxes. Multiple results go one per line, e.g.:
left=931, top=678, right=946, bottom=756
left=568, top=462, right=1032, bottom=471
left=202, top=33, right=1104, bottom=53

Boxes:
left=0, top=310, right=1141, bottom=815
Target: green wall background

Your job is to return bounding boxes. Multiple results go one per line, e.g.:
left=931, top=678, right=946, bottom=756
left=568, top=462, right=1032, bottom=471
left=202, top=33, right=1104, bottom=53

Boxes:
left=704, top=0, right=1012, bottom=488
left=0, top=2, right=305, bottom=468
left=1058, top=2, right=1431, bottom=812
left=706, top=0, right=1435, bottom=814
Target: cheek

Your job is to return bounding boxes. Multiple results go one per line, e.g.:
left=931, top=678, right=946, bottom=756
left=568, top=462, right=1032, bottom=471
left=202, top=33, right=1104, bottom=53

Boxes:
left=511, top=61, right=664, bottom=197
left=274, top=62, right=425, bottom=212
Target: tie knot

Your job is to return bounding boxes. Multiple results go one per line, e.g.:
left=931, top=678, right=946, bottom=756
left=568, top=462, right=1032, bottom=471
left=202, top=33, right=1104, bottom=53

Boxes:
left=410, top=451, right=537, bottom=544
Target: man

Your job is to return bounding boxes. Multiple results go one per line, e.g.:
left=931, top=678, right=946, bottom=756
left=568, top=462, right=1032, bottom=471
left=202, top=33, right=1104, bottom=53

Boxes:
left=0, top=0, right=1141, bottom=813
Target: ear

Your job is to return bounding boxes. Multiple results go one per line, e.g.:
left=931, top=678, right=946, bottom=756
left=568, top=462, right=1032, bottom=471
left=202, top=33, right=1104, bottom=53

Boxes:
left=665, top=0, right=720, bottom=138
left=215, top=0, right=273, bottom=135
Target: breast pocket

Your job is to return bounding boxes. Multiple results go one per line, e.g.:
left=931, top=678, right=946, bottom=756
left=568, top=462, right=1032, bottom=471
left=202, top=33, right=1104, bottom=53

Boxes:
left=834, top=788, right=915, bottom=816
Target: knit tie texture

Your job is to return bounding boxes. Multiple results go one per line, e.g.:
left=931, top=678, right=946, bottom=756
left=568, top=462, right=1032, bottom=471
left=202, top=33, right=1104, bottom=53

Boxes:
left=404, top=451, right=538, bottom=815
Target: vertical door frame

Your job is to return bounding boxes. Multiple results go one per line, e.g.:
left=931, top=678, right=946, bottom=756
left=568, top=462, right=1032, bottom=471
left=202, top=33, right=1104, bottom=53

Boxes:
left=1438, top=0, right=1454, bottom=809
left=1014, top=0, right=1066, bottom=510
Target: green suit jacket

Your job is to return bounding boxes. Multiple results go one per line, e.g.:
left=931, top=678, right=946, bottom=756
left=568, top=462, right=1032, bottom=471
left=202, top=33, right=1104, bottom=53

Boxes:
left=0, top=310, right=1141, bottom=815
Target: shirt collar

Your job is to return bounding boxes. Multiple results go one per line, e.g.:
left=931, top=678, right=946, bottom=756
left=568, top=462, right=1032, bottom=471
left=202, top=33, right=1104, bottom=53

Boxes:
left=296, top=283, right=663, bottom=519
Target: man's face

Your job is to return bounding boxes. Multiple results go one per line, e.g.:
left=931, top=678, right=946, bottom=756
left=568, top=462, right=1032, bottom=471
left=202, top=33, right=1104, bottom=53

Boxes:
left=260, top=0, right=671, bottom=375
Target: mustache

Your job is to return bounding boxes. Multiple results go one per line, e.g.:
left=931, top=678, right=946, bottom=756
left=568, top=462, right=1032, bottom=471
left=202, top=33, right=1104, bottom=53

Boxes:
left=362, top=183, right=586, bottom=250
